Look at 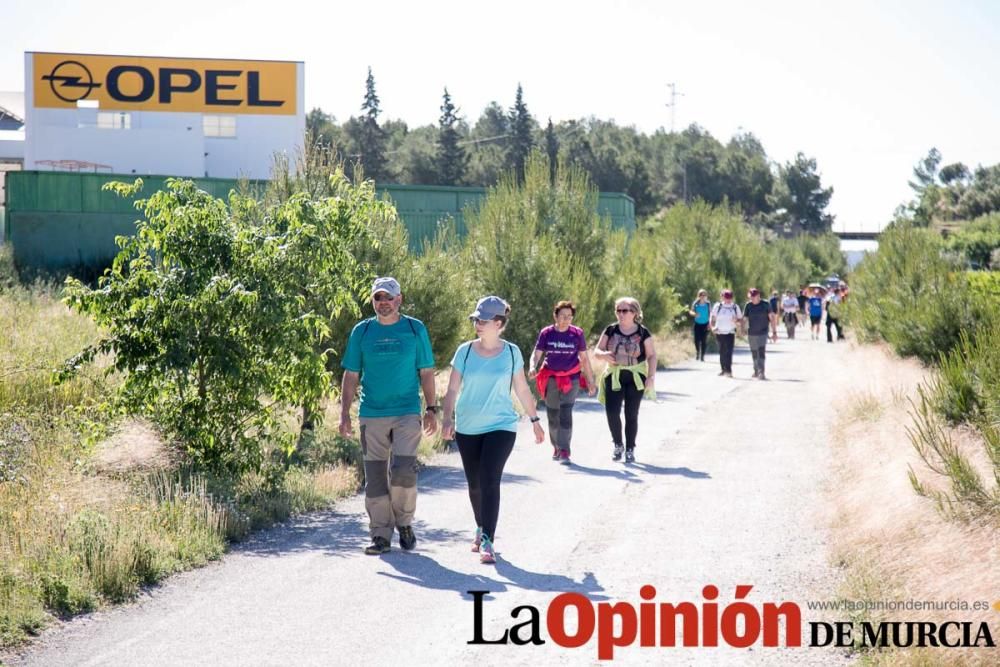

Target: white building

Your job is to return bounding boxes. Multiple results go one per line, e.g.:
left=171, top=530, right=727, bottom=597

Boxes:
left=21, top=52, right=304, bottom=179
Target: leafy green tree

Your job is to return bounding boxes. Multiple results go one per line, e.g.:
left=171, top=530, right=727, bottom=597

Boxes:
left=466, top=102, right=508, bottom=186
left=437, top=88, right=466, bottom=185
left=544, top=118, right=559, bottom=184
left=506, top=84, right=535, bottom=181
left=394, top=125, right=439, bottom=185
left=768, top=153, right=834, bottom=234
left=909, top=147, right=942, bottom=193
left=956, top=165, right=1000, bottom=220
left=946, top=213, right=1000, bottom=268
left=939, top=162, right=971, bottom=186
left=720, top=133, right=773, bottom=218
left=61, top=177, right=374, bottom=473
left=353, top=67, right=388, bottom=182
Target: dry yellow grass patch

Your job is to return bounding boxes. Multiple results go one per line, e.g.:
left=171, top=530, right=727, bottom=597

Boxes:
left=827, top=343, right=1000, bottom=666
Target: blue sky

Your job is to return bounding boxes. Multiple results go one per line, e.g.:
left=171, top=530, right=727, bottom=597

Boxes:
left=3, top=0, right=998, bottom=231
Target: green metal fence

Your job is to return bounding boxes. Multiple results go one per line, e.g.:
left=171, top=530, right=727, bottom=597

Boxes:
left=5, top=172, right=635, bottom=272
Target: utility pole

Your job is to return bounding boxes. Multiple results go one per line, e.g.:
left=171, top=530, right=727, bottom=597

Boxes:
left=665, top=82, right=684, bottom=133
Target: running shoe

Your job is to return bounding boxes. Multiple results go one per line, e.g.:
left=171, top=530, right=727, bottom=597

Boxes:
left=559, top=449, right=571, bottom=465
left=471, top=527, right=482, bottom=553
left=612, top=444, right=624, bottom=461
left=552, top=447, right=560, bottom=461
left=625, top=449, right=635, bottom=464
left=480, top=535, right=496, bottom=564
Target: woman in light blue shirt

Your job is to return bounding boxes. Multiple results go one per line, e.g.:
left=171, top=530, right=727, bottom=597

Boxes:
left=688, top=289, right=711, bottom=361
left=441, top=296, right=544, bottom=564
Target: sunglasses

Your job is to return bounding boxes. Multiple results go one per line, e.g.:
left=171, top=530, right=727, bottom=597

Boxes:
left=472, top=318, right=498, bottom=326
left=615, top=308, right=634, bottom=314
left=373, top=293, right=396, bottom=302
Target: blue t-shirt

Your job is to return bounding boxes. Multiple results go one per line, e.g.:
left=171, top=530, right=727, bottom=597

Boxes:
left=342, top=316, right=435, bottom=418
left=808, top=296, right=824, bottom=317
left=451, top=340, right=524, bottom=435
left=691, top=300, right=711, bottom=324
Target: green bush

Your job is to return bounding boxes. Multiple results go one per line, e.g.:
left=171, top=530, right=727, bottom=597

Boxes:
left=461, top=153, right=606, bottom=354
left=603, top=228, right=683, bottom=334
left=908, top=388, right=1000, bottom=521
left=0, top=245, right=18, bottom=291
left=945, top=213, right=1000, bottom=269
left=932, top=316, right=1000, bottom=426
left=845, top=222, right=976, bottom=362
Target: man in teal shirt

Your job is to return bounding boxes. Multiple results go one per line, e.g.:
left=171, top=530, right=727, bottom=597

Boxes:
left=340, top=277, right=438, bottom=555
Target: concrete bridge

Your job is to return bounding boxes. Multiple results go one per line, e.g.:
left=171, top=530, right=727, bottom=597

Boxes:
left=835, top=230, right=880, bottom=241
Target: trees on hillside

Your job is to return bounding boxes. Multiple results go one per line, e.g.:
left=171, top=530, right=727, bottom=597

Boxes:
left=767, top=153, right=834, bottom=234
left=308, top=73, right=839, bottom=232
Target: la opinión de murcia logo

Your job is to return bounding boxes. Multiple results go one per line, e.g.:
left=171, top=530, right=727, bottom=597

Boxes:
left=41, top=60, right=102, bottom=102
left=40, top=59, right=284, bottom=107
left=467, top=585, right=997, bottom=660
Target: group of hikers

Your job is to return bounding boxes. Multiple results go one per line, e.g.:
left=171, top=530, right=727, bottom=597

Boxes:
left=687, top=282, right=848, bottom=380
left=339, top=276, right=845, bottom=565
left=338, top=277, right=656, bottom=564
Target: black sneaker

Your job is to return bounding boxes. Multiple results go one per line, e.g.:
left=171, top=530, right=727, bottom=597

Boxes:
left=625, top=449, right=635, bottom=463
left=398, top=525, right=417, bottom=551
left=364, top=536, right=391, bottom=555
left=612, top=445, right=624, bottom=461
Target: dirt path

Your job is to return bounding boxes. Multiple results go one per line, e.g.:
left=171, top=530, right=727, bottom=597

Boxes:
left=9, top=331, right=858, bottom=666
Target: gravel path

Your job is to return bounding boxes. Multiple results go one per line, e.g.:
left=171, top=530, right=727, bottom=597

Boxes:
left=7, top=333, right=857, bottom=666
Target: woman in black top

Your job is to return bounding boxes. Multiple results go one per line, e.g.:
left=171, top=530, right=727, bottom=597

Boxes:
left=593, top=297, right=657, bottom=463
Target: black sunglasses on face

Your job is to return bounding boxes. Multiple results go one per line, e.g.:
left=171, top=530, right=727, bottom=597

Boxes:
left=616, top=308, right=634, bottom=314
left=373, top=293, right=396, bottom=302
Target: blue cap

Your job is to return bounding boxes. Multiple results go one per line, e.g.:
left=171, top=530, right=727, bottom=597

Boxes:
left=469, top=295, right=509, bottom=321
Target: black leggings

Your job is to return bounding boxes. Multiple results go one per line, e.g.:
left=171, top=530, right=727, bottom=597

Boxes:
left=604, top=372, right=644, bottom=450
left=456, top=430, right=516, bottom=543
left=693, top=322, right=709, bottom=360
left=717, top=333, right=735, bottom=373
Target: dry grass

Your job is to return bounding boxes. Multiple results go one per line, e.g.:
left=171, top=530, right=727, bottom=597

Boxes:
left=652, top=329, right=696, bottom=368
left=0, top=288, right=361, bottom=648
left=828, top=343, right=1000, bottom=666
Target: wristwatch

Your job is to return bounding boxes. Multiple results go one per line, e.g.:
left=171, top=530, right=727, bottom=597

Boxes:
left=529, top=416, right=541, bottom=423
left=425, top=405, right=440, bottom=414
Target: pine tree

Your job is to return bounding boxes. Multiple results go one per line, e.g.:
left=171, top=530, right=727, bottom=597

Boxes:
left=437, top=87, right=466, bottom=185
left=358, top=67, right=387, bottom=182
left=507, top=84, right=534, bottom=181
left=544, top=118, right=559, bottom=184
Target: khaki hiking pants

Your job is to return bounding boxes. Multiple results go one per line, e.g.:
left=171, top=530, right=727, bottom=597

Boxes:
left=359, top=415, right=421, bottom=540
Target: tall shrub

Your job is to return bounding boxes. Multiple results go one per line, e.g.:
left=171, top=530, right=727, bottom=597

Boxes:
left=845, top=222, right=974, bottom=362
left=461, top=153, right=606, bottom=353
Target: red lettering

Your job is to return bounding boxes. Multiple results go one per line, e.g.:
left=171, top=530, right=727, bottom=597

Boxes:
left=547, top=593, right=594, bottom=648
left=597, top=602, right=637, bottom=660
